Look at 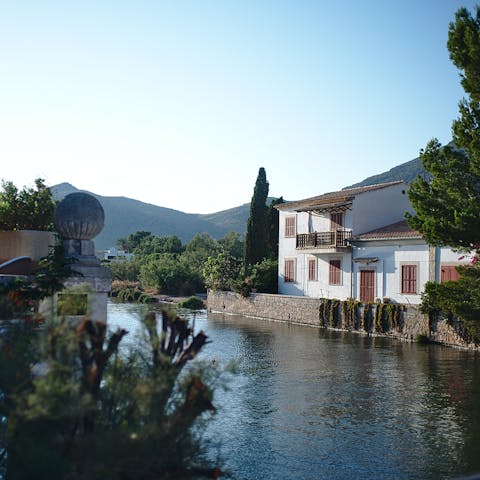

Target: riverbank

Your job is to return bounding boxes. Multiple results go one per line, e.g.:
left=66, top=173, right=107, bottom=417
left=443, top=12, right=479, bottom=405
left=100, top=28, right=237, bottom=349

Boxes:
left=207, top=290, right=479, bottom=350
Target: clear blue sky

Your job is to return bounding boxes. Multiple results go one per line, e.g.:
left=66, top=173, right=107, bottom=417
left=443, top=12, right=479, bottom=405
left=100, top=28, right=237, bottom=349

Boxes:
left=0, top=0, right=477, bottom=213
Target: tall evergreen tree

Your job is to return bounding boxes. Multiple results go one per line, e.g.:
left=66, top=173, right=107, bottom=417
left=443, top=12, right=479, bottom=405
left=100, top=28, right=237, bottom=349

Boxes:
left=266, top=197, right=284, bottom=260
left=406, top=6, right=480, bottom=341
left=244, top=168, right=269, bottom=266
left=407, top=6, right=480, bottom=255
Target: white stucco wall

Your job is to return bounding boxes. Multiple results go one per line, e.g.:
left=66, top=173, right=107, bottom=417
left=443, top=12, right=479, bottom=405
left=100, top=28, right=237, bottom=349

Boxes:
left=352, top=183, right=413, bottom=235
left=353, top=241, right=429, bottom=304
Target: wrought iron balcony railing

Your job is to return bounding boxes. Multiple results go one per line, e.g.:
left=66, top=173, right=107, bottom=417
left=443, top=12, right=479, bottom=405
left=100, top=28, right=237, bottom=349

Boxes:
left=296, top=230, right=352, bottom=249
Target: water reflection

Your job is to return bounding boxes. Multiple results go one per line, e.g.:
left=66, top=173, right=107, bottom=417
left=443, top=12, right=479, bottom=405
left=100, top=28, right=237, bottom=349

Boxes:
left=108, top=303, right=480, bottom=480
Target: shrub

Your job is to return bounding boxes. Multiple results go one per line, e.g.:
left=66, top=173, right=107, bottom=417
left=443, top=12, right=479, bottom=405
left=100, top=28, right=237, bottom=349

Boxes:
left=177, top=296, right=205, bottom=310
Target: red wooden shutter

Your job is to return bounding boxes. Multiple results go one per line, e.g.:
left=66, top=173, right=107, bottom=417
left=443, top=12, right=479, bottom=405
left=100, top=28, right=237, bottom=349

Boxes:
left=441, top=265, right=460, bottom=282
left=329, top=259, right=341, bottom=285
left=401, top=265, right=417, bottom=294
left=308, top=259, right=316, bottom=281
left=284, top=259, right=295, bottom=282
left=285, top=216, right=296, bottom=237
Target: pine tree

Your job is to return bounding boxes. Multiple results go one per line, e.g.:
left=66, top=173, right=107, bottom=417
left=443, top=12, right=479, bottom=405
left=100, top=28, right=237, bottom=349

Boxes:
left=407, top=6, right=480, bottom=254
left=244, top=168, right=269, bottom=266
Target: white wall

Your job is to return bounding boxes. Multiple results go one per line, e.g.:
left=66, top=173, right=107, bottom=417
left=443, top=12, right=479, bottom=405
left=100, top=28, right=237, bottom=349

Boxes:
left=352, top=183, right=413, bottom=235
left=353, top=241, right=429, bottom=304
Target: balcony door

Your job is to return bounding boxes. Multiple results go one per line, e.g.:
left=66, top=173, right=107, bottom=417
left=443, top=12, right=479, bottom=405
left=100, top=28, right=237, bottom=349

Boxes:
left=330, top=212, right=344, bottom=230
left=331, top=212, right=344, bottom=246
left=360, top=270, right=375, bottom=303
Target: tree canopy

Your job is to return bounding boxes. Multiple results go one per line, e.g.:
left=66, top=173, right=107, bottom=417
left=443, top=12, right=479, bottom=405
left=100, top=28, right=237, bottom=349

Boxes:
left=244, top=168, right=269, bottom=266
left=406, top=6, right=480, bottom=342
left=0, top=178, right=55, bottom=231
left=407, top=6, right=480, bottom=254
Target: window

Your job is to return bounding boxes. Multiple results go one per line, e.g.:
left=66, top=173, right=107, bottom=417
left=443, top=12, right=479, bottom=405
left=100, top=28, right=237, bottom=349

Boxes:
left=284, top=259, right=296, bottom=282
left=285, top=216, right=296, bottom=237
left=308, top=258, right=317, bottom=281
left=401, top=264, right=417, bottom=294
left=329, top=259, right=341, bottom=285
left=441, top=265, right=460, bottom=282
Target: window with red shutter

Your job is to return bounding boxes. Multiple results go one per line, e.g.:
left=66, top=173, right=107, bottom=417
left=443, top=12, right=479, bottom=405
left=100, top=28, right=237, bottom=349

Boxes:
left=285, top=216, right=296, bottom=237
left=284, top=259, right=295, bottom=282
left=401, top=265, right=417, bottom=294
left=441, top=265, right=460, bottom=282
left=308, top=258, right=317, bottom=281
left=329, top=259, right=341, bottom=285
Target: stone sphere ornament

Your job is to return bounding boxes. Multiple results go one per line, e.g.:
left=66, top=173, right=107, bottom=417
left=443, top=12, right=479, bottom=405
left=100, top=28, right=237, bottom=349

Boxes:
left=54, top=192, right=105, bottom=240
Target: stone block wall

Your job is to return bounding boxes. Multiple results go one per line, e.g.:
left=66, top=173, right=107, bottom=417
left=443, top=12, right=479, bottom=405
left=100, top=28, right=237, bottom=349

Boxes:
left=0, top=230, right=56, bottom=264
left=207, top=291, right=477, bottom=350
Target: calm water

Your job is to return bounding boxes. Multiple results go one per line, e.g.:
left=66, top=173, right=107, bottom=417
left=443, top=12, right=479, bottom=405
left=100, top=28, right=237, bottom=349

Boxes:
left=108, top=302, right=480, bottom=480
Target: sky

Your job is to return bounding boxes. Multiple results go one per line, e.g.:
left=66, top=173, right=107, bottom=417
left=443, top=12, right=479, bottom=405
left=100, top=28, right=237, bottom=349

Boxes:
left=1, top=0, right=478, bottom=214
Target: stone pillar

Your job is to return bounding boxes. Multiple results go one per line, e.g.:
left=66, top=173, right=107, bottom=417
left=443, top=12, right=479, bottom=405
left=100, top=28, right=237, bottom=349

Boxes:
left=51, top=192, right=111, bottom=323
left=428, top=245, right=437, bottom=283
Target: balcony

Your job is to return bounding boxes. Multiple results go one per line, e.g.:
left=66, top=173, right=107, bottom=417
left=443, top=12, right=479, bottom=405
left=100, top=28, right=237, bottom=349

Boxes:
left=296, top=230, right=352, bottom=251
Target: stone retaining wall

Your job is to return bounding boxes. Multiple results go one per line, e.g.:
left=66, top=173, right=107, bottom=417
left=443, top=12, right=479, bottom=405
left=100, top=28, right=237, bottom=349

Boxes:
left=207, top=290, right=478, bottom=350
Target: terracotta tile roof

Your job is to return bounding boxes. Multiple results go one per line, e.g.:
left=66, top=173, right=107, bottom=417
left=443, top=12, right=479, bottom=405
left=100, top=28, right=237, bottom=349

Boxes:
left=275, top=181, right=405, bottom=211
left=354, top=220, right=423, bottom=240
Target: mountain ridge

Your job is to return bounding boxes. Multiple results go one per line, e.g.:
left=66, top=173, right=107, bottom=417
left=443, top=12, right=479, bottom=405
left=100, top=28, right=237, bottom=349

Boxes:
left=51, top=148, right=430, bottom=250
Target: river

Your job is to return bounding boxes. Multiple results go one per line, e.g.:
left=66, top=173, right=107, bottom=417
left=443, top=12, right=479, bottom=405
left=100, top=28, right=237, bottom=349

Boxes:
left=108, top=302, right=480, bottom=480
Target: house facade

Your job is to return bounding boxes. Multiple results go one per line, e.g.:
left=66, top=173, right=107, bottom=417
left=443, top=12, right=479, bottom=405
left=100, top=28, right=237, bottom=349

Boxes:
left=276, top=181, right=469, bottom=304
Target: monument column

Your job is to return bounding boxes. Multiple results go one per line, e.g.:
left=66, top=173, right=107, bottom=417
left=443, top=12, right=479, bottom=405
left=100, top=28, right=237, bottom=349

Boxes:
left=53, top=192, right=111, bottom=323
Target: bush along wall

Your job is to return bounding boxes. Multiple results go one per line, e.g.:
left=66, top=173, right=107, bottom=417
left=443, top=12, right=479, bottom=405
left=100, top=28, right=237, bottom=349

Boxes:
left=319, top=299, right=405, bottom=335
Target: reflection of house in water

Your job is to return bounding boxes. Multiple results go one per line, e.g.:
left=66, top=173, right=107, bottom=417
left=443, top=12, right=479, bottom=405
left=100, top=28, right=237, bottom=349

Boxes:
left=276, top=181, right=470, bottom=304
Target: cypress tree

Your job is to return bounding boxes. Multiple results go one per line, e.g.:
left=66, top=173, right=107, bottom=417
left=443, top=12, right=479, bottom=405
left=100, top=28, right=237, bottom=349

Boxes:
left=244, top=168, right=269, bottom=266
left=266, top=196, right=284, bottom=260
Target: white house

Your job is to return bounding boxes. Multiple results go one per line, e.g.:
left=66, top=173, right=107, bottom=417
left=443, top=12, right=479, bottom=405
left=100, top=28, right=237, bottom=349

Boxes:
left=351, top=220, right=469, bottom=304
left=103, top=246, right=133, bottom=261
left=276, top=181, right=469, bottom=304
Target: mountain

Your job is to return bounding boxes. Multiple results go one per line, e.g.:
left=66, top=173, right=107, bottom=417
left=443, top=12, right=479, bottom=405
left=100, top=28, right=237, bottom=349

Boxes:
left=50, top=183, right=251, bottom=250
left=344, top=155, right=427, bottom=189
left=50, top=147, right=438, bottom=250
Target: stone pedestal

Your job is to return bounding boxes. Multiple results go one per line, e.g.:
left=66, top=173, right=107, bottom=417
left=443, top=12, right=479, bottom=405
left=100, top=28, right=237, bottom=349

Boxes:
left=49, top=192, right=111, bottom=324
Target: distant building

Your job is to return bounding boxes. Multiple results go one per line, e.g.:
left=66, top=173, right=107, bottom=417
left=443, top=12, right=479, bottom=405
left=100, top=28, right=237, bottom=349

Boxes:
left=103, top=246, right=133, bottom=261
left=276, top=181, right=469, bottom=304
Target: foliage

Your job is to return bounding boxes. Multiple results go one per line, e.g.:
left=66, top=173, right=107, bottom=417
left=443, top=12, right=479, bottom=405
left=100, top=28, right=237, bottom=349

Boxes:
left=319, top=299, right=341, bottom=328
left=0, top=178, right=56, bottom=231
left=341, top=298, right=361, bottom=329
left=110, top=281, right=157, bottom=304
left=202, top=252, right=241, bottom=291
left=0, top=308, right=223, bottom=479
left=420, top=266, right=480, bottom=342
left=218, top=232, right=244, bottom=259
left=230, top=276, right=253, bottom=298
left=406, top=6, right=480, bottom=340
left=108, top=232, right=223, bottom=296
left=373, top=302, right=403, bottom=333
left=407, top=7, right=480, bottom=254
left=251, top=258, right=278, bottom=294
left=116, top=231, right=152, bottom=252
left=177, top=296, right=206, bottom=310
left=0, top=243, right=73, bottom=321
left=265, top=197, right=284, bottom=261
left=139, top=253, right=198, bottom=296
left=244, top=168, right=269, bottom=267
left=107, top=257, right=142, bottom=282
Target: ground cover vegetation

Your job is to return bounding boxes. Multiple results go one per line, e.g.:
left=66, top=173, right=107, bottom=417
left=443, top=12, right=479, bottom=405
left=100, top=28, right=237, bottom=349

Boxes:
left=407, top=6, right=480, bottom=342
left=0, top=182, right=225, bottom=478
